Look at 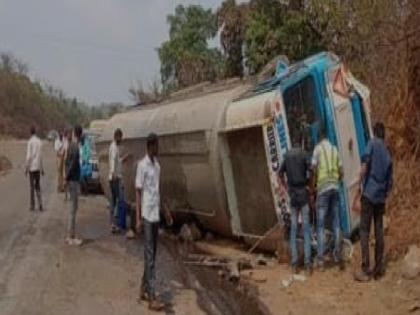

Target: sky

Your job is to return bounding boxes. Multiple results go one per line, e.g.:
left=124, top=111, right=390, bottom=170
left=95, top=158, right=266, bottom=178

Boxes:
left=0, top=0, right=227, bottom=105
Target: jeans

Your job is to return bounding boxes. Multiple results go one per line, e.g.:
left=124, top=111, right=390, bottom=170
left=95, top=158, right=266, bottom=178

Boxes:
left=360, top=196, right=385, bottom=275
left=316, top=189, right=341, bottom=263
left=142, top=219, right=159, bottom=299
left=29, top=171, right=42, bottom=210
left=68, top=181, right=79, bottom=238
left=109, top=179, right=120, bottom=225
left=290, top=204, right=311, bottom=266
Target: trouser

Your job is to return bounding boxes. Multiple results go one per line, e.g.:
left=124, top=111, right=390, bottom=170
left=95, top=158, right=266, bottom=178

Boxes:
left=68, top=181, right=79, bottom=238
left=109, top=179, right=120, bottom=225
left=290, top=203, right=311, bottom=266
left=360, top=196, right=385, bottom=275
left=316, top=189, right=341, bottom=263
left=142, top=219, right=159, bottom=299
left=29, top=171, right=42, bottom=210
left=129, top=204, right=136, bottom=231
left=57, top=156, right=64, bottom=192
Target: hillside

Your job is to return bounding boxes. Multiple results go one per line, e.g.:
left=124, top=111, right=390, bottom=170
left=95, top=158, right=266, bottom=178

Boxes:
left=0, top=53, right=111, bottom=138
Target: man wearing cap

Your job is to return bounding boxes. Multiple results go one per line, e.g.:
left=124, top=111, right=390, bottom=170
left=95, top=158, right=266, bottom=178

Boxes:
left=135, top=133, right=172, bottom=311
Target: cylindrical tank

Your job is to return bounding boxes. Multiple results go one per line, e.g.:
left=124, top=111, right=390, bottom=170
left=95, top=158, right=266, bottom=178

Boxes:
left=96, top=84, right=249, bottom=236
left=89, top=119, right=108, bottom=134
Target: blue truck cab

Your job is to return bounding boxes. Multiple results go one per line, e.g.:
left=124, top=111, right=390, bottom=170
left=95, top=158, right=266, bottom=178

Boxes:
left=256, top=52, right=372, bottom=236
left=220, top=52, right=372, bottom=246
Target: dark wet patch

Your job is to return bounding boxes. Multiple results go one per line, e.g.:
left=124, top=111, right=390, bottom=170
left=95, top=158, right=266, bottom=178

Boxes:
left=161, top=237, right=272, bottom=315
left=115, top=229, right=271, bottom=315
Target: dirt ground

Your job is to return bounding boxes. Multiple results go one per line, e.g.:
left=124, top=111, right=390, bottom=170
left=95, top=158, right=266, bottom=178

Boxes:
left=0, top=141, right=212, bottom=315
left=251, top=262, right=420, bottom=315
left=0, top=139, right=419, bottom=315
left=193, top=239, right=420, bottom=315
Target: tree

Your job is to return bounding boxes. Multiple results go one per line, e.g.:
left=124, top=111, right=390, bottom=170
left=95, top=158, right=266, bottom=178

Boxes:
left=157, top=5, right=223, bottom=90
left=0, top=53, right=28, bottom=75
left=0, top=52, right=116, bottom=137
left=243, top=0, right=325, bottom=74
left=129, top=79, right=163, bottom=105
left=217, top=0, right=248, bottom=77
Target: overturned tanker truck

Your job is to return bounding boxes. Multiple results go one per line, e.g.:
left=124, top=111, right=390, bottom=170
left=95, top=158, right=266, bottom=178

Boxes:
left=96, top=52, right=372, bottom=251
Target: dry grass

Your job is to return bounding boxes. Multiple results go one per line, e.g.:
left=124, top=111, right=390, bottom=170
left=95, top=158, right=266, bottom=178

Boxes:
left=385, top=154, right=420, bottom=259
left=380, top=58, right=420, bottom=259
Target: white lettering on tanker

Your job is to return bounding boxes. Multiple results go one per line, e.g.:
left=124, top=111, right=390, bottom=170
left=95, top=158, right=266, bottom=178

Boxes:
left=264, top=120, right=290, bottom=227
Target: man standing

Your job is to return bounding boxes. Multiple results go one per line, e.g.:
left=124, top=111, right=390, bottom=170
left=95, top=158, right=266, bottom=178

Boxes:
left=26, top=126, right=44, bottom=212
left=62, top=129, right=72, bottom=201
left=54, top=132, right=64, bottom=192
left=355, top=122, right=393, bottom=282
left=135, top=133, right=172, bottom=311
left=65, top=125, right=83, bottom=246
left=109, top=129, right=123, bottom=233
left=279, top=134, right=312, bottom=275
left=311, top=128, right=344, bottom=270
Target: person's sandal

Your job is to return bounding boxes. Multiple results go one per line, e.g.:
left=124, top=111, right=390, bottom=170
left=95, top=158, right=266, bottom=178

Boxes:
left=137, top=286, right=150, bottom=304
left=72, top=238, right=83, bottom=246
left=126, top=229, right=136, bottom=239
left=111, top=225, right=120, bottom=234
left=149, top=299, right=165, bottom=311
left=137, top=292, right=150, bottom=304
left=354, top=270, right=371, bottom=282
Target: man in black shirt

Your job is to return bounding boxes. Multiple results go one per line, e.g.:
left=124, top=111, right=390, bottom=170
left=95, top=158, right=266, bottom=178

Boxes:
left=65, top=125, right=83, bottom=246
left=279, top=134, right=312, bottom=275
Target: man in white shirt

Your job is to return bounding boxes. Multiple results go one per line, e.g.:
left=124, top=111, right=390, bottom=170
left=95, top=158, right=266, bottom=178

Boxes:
left=26, top=126, right=44, bottom=211
left=62, top=129, right=71, bottom=201
left=135, top=133, right=172, bottom=311
left=54, top=132, right=63, bottom=152
left=54, top=132, right=64, bottom=192
left=108, top=128, right=124, bottom=233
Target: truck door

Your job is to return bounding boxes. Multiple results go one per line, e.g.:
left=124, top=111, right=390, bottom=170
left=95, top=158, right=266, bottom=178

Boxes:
left=326, top=65, right=361, bottom=232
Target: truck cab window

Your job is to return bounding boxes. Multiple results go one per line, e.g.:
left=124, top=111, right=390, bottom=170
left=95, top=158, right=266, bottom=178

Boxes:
left=283, top=76, right=319, bottom=152
left=359, top=98, right=371, bottom=143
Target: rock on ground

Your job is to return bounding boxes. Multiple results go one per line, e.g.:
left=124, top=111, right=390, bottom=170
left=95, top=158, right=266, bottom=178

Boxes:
left=179, top=223, right=203, bottom=242
left=402, top=245, right=420, bottom=280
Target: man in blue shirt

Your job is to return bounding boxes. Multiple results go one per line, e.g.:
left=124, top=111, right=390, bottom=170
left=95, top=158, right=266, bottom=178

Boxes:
left=355, top=122, right=393, bottom=282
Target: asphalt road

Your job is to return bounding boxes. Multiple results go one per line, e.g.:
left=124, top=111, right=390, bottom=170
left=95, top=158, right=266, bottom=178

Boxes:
left=0, top=141, right=211, bottom=315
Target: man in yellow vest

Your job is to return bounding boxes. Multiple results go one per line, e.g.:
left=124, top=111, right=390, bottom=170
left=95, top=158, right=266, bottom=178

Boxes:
left=311, top=128, right=344, bottom=271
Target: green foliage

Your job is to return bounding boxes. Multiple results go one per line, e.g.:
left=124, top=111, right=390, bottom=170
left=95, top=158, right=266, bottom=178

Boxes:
left=0, top=53, right=112, bottom=138
left=157, top=5, right=223, bottom=89
left=158, top=1, right=329, bottom=82
left=244, top=0, right=325, bottom=74
left=217, top=0, right=247, bottom=77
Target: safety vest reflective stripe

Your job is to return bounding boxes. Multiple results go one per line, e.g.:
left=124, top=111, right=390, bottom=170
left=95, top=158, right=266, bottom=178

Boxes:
left=317, top=142, right=340, bottom=188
